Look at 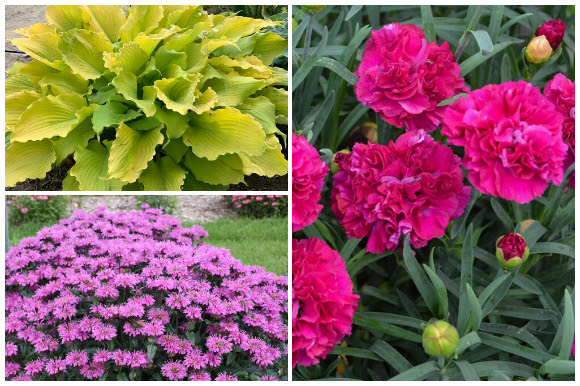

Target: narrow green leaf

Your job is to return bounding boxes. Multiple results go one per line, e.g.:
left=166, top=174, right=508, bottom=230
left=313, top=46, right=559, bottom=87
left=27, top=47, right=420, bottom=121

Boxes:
left=499, top=13, right=533, bottom=34
left=346, top=251, right=389, bottom=277
left=468, top=30, right=494, bottom=54
left=488, top=5, right=504, bottom=42
left=387, top=361, right=439, bottom=381
left=457, top=224, right=474, bottom=334
left=315, top=56, right=358, bottom=85
left=455, top=331, right=482, bottom=356
left=549, top=290, right=574, bottom=358
left=358, top=312, right=423, bottom=330
left=340, top=238, right=361, bottom=262
left=337, top=104, right=370, bottom=144
left=304, top=90, right=335, bottom=144
left=513, top=274, right=542, bottom=295
left=479, top=271, right=514, bottom=317
left=459, top=41, right=513, bottom=77
left=353, top=313, right=422, bottom=343
left=500, top=53, right=512, bottom=82
left=330, top=346, right=381, bottom=361
left=437, top=92, right=468, bottom=107
left=451, top=190, right=480, bottom=239
left=479, top=323, right=547, bottom=351
left=465, top=283, right=482, bottom=331
left=456, top=360, right=480, bottom=381
left=540, top=359, right=575, bottom=375
left=345, top=5, right=364, bottom=21
left=491, top=306, right=556, bottom=320
left=479, top=332, right=555, bottom=363
left=521, top=221, right=547, bottom=250
left=490, top=198, right=513, bottom=233
left=530, top=242, right=575, bottom=258
left=402, top=235, right=438, bottom=316
left=423, top=265, right=448, bottom=319
left=371, top=340, right=413, bottom=373
left=420, top=6, right=436, bottom=42
left=489, top=371, right=511, bottom=381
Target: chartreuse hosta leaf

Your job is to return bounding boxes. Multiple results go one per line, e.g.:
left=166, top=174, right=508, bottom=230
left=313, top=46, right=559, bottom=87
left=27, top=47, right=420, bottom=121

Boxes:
left=138, top=157, right=186, bottom=191
left=106, top=122, right=164, bottom=182
left=183, top=107, right=265, bottom=161
left=5, top=5, right=288, bottom=190
left=11, top=94, right=92, bottom=142
left=6, top=140, right=56, bottom=186
left=71, top=140, right=126, bottom=191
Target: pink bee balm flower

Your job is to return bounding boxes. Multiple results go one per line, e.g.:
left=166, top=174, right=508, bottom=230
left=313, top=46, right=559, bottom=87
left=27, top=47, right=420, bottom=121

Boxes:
left=161, top=360, right=187, bottom=381
left=544, top=73, right=575, bottom=188
left=292, top=133, right=329, bottom=232
left=5, top=342, right=18, bottom=357
left=292, top=238, right=359, bottom=368
left=331, top=130, right=471, bottom=252
left=355, top=23, right=467, bottom=132
left=45, top=359, right=67, bottom=375
left=65, top=350, right=89, bottom=368
left=80, top=363, right=105, bottom=380
left=442, top=81, right=567, bottom=203
left=215, top=372, right=238, bottom=381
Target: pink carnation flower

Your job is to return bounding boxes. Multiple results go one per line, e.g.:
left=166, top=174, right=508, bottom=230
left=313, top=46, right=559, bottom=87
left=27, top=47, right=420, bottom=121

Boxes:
left=292, top=238, right=359, bottom=368
left=292, top=133, right=329, bottom=232
left=442, top=81, right=567, bottom=203
left=355, top=23, right=467, bottom=132
left=331, top=131, right=470, bottom=253
left=544, top=73, right=575, bottom=188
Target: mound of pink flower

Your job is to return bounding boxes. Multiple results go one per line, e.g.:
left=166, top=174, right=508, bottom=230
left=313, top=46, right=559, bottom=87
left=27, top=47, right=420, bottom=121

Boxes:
left=354, top=23, right=467, bottom=132
left=5, top=207, right=287, bottom=381
left=442, top=81, right=567, bottom=203
left=544, top=73, right=575, bottom=188
left=331, top=130, right=471, bottom=253
left=292, top=133, right=329, bottom=232
left=292, top=238, right=359, bottom=368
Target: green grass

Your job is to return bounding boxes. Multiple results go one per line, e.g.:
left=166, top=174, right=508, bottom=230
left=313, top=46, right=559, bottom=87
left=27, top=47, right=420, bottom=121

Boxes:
left=8, top=220, right=58, bottom=247
left=187, top=217, right=288, bottom=275
left=9, top=216, right=289, bottom=275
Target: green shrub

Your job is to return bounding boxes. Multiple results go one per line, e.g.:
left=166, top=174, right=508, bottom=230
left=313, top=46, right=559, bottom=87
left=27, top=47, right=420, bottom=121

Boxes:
left=7, top=195, right=70, bottom=225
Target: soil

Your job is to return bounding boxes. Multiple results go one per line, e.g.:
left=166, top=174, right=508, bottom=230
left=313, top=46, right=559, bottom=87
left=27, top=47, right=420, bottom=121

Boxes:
left=68, top=195, right=237, bottom=223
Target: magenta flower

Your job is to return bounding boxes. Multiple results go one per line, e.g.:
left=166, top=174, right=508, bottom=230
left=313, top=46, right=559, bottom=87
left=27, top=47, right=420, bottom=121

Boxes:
left=206, top=335, right=234, bottom=355
left=332, top=130, right=471, bottom=252
left=544, top=73, right=575, bottom=188
left=292, top=238, right=359, bottom=368
left=355, top=23, right=467, bottom=132
left=161, top=360, right=187, bottom=381
left=443, top=81, right=567, bottom=203
left=5, top=342, right=18, bottom=357
left=292, top=133, right=329, bottom=232
left=45, top=359, right=67, bottom=375
left=215, top=372, right=239, bottom=381
left=80, top=363, right=105, bottom=380
left=189, top=371, right=212, bottom=381
left=536, top=19, right=566, bottom=50
left=65, top=350, right=89, bottom=368
left=92, top=323, right=117, bottom=341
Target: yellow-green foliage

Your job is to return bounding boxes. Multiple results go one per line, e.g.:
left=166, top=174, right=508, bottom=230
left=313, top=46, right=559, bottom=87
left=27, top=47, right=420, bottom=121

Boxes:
left=6, top=5, right=288, bottom=190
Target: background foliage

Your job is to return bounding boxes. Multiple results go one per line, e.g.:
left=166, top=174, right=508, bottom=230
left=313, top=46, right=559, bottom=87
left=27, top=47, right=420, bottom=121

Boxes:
left=293, top=5, right=575, bottom=381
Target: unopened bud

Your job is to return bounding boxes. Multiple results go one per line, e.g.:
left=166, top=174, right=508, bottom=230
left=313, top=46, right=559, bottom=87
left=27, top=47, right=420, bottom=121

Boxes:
left=525, top=36, right=553, bottom=64
left=496, top=232, right=529, bottom=270
left=330, top=149, right=351, bottom=175
left=422, top=320, right=459, bottom=358
left=301, top=5, right=326, bottom=14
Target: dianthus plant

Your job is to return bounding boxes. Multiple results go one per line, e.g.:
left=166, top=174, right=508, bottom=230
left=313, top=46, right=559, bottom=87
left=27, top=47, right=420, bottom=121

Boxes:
left=5, top=208, right=288, bottom=381
left=5, top=5, right=288, bottom=190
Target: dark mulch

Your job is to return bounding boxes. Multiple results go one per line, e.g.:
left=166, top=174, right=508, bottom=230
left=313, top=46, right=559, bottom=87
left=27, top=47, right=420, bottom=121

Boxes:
left=6, top=159, right=288, bottom=192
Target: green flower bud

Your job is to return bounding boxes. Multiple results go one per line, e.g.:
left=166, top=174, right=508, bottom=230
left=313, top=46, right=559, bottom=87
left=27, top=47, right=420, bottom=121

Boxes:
left=422, top=320, right=459, bottom=358
left=525, top=35, right=553, bottom=64
left=496, top=232, right=530, bottom=270
left=330, top=149, right=350, bottom=175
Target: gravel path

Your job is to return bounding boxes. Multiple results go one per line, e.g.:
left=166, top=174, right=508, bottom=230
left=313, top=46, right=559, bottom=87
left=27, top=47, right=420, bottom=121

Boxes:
left=68, top=195, right=237, bottom=223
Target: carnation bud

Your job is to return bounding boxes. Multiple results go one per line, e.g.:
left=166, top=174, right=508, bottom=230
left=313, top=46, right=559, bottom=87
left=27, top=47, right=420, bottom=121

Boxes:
left=330, top=149, right=351, bottom=174
left=495, top=232, right=530, bottom=270
left=535, top=19, right=566, bottom=51
left=525, top=36, right=553, bottom=64
left=422, top=320, right=459, bottom=358
left=301, top=5, right=326, bottom=14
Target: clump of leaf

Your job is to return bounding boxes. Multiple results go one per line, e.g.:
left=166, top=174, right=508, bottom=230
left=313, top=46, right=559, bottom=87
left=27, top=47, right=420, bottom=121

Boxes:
left=6, top=5, right=288, bottom=190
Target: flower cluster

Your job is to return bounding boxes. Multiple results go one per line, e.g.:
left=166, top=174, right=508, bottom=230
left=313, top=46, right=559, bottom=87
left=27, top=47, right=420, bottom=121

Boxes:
left=331, top=130, right=471, bottom=253
left=231, top=195, right=288, bottom=218
left=292, top=238, right=358, bottom=368
left=5, top=207, right=288, bottom=381
left=442, top=80, right=567, bottom=203
left=544, top=73, right=575, bottom=188
left=292, top=133, right=329, bottom=232
left=354, top=23, right=467, bottom=132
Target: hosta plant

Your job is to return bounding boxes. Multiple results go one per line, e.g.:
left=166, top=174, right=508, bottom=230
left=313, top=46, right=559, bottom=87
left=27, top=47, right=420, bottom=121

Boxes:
left=5, top=5, right=288, bottom=191
left=5, top=207, right=288, bottom=380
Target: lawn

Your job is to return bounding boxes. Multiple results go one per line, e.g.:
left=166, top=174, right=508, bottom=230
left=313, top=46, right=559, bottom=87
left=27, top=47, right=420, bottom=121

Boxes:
left=188, top=217, right=288, bottom=275
left=8, top=216, right=289, bottom=275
